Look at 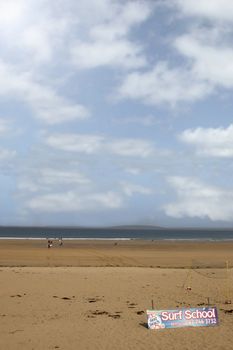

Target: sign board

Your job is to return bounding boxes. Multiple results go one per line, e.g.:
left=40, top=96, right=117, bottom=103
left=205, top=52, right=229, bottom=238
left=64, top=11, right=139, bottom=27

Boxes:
left=147, top=307, right=219, bottom=329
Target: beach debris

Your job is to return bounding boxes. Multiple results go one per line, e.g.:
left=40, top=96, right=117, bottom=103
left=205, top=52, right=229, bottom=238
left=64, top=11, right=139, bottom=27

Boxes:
left=127, top=301, right=138, bottom=309
left=175, top=301, right=191, bottom=307
left=87, top=310, right=121, bottom=319
left=186, top=286, right=192, bottom=291
left=53, top=295, right=73, bottom=300
left=10, top=294, right=22, bottom=298
left=108, top=314, right=121, bottom=319
left=139, top=322, right=148, bottom=329
left=220, top=309, right=233, bottom=314
left=136, top=311, right=144, bottom=315
left=87, top=310, right=108, bottom=318
left=86, top=297, right=103, bottom=303
left=92, top=310, right=108, bottom=316
left=9, top=329, right=24, bottom=334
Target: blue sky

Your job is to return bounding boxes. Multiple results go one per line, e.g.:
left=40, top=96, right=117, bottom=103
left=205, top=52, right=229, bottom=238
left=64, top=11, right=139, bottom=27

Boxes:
left=1, top=0, right=233, bottom=227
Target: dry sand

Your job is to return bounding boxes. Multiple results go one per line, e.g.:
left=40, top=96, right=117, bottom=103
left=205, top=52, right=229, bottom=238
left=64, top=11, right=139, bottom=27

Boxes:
left=0, top=240, right=233, bottom=349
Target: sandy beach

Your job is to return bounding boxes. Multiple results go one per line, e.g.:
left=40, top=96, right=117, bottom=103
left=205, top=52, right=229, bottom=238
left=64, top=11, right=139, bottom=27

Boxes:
left=0, top=239, right=233, bottom=268
left=0, top=240, right=233, bottom=349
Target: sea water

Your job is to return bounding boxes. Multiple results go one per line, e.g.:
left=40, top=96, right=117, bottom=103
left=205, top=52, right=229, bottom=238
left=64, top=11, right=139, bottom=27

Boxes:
left=0, top=226, right=233, bottom=241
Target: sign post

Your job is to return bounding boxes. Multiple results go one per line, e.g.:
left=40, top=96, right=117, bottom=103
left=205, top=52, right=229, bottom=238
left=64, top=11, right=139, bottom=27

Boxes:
left=147, top=307, right=219, bottom=330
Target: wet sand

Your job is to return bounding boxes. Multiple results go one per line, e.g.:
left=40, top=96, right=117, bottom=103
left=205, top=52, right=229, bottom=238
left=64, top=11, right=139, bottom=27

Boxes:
left=0, top=239, right=233, bottom=267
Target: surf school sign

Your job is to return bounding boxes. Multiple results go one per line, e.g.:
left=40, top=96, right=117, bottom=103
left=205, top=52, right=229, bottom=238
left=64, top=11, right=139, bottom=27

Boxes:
left=147, top=307, right=219, bottom=330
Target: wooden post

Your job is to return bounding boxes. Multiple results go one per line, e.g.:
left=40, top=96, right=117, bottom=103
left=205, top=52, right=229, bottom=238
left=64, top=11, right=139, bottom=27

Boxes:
left=151, top=299, right=154, bottom=310
left=225, top=261, right=231, bottom=304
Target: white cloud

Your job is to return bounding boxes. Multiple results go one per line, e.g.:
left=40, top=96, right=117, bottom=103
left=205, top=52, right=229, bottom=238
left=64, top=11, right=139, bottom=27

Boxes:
left=109, top=139, right=153, bottom=157
left=0, top=0, right=26, bottom=26
left=0, top=119, right=11, bottom=135
left=0, top=148, right=16, bottom=160
left=124, top=167, right=141, bottom=175
left=121, top=181, right=152, bottom=196
left=175, top=33, right=233, bottom=88
left=0, top=61, right=89, bottom=124
left=0, top=1, right=73, bottom=65
left=45, top=133, right=154, bottom=158
left=119, top=24, right=233, bottom=107
left=39, top=168, right=90, bottom=186
left=71, top=1, right=151, bottom=69
left=116, top=2, right=233, bottom=107
left=18, top=168, right=91, bottom=193
left=119, top=62, right=211, bottom=106
left=115, top=115, right=159, bottom=126
left=20, top=22, right=55, bottom=63
left=180, top=124, right=233, bottom=157
left=71, top=39, right=146, bottom=70
left=164, top=176, right=233, bottom=221
left=45, top=134, right=104, bottom=153
left=26, top=191, right=123, bottom=213
left=172, top=0, right=233, bottom=22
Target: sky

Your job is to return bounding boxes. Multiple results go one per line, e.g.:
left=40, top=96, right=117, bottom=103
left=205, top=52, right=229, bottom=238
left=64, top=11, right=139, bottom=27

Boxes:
left=1, top=0, right=233, bottom=227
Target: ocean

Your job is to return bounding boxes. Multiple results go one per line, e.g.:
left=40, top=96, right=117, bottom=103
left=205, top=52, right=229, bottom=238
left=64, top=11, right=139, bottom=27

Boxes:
left=0, top=226, right=233, bottom=241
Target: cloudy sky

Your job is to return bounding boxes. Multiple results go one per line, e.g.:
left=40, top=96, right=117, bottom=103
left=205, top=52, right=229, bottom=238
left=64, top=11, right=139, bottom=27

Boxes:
left=1, top=0, right=233, bottom=227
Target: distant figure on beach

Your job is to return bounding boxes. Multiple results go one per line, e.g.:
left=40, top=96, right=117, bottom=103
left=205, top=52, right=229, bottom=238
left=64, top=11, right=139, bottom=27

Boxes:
left=47, top=240, right=53, bottom=248
left=59, top=237, right=63, bottom=246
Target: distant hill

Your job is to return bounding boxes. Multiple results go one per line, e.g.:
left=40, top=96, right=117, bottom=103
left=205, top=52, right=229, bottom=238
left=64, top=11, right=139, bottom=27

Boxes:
left=108, top=225, right=164, bottom=230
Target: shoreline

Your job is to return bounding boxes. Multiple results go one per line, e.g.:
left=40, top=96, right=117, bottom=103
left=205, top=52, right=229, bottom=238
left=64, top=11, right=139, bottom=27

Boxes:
left=1, top=237, right=233, bottom=241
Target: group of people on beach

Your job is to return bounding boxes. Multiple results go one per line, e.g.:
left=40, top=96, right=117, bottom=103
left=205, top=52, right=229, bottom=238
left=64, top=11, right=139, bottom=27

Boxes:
left=47, top=237, right=63, bottom=248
